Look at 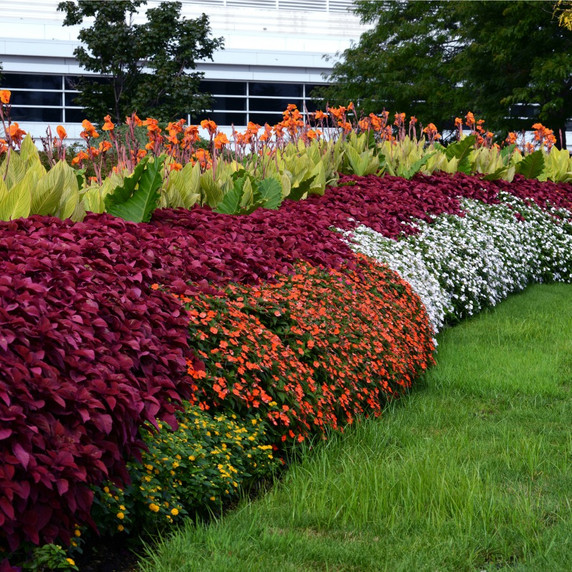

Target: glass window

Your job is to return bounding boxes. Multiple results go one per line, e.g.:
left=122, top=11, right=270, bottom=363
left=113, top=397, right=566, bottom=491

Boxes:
left=10, top=107, right=63, bottom=122
left=249, top=83, right=303, bottom=98
left=2, top=73, right=61, bottom=90
left=249, top=98, right=302, bottom=113
left=64, top=108, right=87, bottom=123
left=249, top=112, right=284, bottom=126
left=199, top=81, right=247, bottom=96
left=211, top=96, right=246, bottom=111
left=9, top=91, right=62, bottom=107
left=194, top=111, right=247, bottom=126
left=65, top=93, right=82, bottom=107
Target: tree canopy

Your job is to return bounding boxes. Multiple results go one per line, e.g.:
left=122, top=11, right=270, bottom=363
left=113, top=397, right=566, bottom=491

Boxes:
left=57, top=0, right=224, bottom=123
left=320, top=1, right=572, bottom=147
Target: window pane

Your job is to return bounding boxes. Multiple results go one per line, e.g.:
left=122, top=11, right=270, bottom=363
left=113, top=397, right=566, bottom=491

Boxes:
left=10, top=91, right=62, bottom=106
left=10, top=107, right=63, bottom=122
left=249, top=83, right=303, bottom=98
left=2, top=73, right=61, bottom=90
left=249, top=112, right=284, bottom=126
left=65, top=93, right=83, bottom=107
left=194, top=111, right=247, bottom=126
left=200, top=81, right=246, bottom=96
left=249, top=98, right=302, bottom=113
left=64, top=108, right=87, bottom=123
left=211, top=96, right=246, bottom=111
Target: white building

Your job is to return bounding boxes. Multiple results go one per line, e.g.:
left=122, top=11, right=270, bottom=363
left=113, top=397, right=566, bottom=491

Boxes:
left=0, top=0, right=368, bottom=140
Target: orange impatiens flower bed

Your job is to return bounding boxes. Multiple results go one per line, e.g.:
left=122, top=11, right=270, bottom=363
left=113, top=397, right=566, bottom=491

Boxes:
left=178, top=254, right=435, bottom=446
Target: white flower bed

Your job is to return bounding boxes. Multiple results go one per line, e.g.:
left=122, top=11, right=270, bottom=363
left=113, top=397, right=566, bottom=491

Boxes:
left=342, top=192, right=572, bottom=334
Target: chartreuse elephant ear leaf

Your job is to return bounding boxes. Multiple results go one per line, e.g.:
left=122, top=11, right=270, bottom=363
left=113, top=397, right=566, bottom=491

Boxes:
left=105, top=156, right=165, bottom=223
left=0, top=174, right=31, bottom=220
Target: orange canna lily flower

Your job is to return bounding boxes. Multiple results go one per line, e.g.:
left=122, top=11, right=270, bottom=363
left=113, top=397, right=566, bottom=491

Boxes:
left=98, top=140, right=112, bottom=153
left=214, top=132, right=229, bottom=150
left=56, top=125, right=67, bottom=140
left=102, top=115, right=115, bottom=131
left=71, top=150, right=89, bottom=165
left=9, top=122, right=26, bottom=146
left=200, top=119, right=218, bottom=136
left=81, top=119, right=99, bottom=139
left=0, top=90, right=11, bottom=105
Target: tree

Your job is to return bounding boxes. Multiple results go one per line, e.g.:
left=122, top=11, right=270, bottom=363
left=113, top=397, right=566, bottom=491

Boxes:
left=57, top=0, right=224, bottom=123
left=555, top=0, right=572, bottom=29
left=321, top=1, right=572, bottom=147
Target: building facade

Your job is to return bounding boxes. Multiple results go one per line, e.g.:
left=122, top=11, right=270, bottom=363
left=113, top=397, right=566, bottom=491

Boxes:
left=0, top=0, right=367, bottom=140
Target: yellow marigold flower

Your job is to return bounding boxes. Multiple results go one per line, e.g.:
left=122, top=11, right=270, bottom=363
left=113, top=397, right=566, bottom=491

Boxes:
left=149, top=503, right=160, bottom=512
left=171, top=508, right=179, bottom=516
left=117, top=524, right=125, bottom=532
left=103, top=486, right=110, bottom=494
left=74, top=529, right=81, bottom=537
left=117, top=512, right=125, bottom=520
left=66, top=558, right=75, bottom=566
left=210, top=496, right=216, bottom=501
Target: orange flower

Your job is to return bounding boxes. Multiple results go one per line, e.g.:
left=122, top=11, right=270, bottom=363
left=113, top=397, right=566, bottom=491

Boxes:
left=505, top=132, right=518, bottom=145
left=169, top=161, right=183, bottom=171
left=214, top=132, right=229, bottom=150
left=98, top=140, right=112, bottom=153
left=314, top=110, right=327, bottom=121
left=81, top=119, right=99, bottom=139
left=126, top=113, right=143, bottom=127
left=71, top=150, right=89, bottom=165
left=465, top=112, right=475, bottom=128
left=56, top=125, right=67, bottom=140
left=200, top=119, right=218, bottom=136
left=102, top=115, right=115, bottom=131
left=0, top=90, right=11, bottom=105
left=9, top=122, right=26, bottom=146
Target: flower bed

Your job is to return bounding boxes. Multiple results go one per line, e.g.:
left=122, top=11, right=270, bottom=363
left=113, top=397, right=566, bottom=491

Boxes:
left=1, top=170, right=571, bottom=569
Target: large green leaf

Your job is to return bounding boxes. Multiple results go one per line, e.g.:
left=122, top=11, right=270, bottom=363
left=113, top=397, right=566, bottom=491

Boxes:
left=200, top=171, right=225, bottom=208
left=52, top=161, right=80, bottom=220
left=515, top=150, right=545, bottom=179
left=0, top=151, right=27, bottom=189
left=19, top=134, right=43, bottom=171
left=0, top=175, right=31, bottom=220
left=289, top=174, right=316, bottom=201
left=81, top=186, right=106, bottom=214
left=445, top=135, right=476, bottom=174
left=257, top=177, right=283, bottom=210
left=398, top=152, right=436, bottom=180
left=105, top=157, right=165, bottom=223
left=31, top=161, right=69, bottom=216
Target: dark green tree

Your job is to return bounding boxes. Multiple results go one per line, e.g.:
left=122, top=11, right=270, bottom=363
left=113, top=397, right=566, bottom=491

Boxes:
left=57, top=0, right=224, bottom=123
left=321, top=1, right=572, bottom=147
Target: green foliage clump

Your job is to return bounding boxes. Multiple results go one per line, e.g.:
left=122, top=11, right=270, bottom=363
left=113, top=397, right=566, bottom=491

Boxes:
left=90, top=403, right=279, bottom=538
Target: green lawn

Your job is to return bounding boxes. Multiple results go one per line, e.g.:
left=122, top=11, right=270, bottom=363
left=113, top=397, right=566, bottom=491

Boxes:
left=139, top=283, right=572, bottom=572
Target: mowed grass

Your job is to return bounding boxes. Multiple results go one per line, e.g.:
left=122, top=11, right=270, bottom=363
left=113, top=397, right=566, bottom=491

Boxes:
left=139, top=283, right=572, bottom=572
